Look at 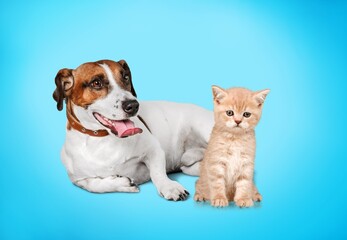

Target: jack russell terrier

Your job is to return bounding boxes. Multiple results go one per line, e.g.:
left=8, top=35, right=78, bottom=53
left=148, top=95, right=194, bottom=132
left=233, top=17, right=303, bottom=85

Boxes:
left=53, top=59, right=214, bottom=201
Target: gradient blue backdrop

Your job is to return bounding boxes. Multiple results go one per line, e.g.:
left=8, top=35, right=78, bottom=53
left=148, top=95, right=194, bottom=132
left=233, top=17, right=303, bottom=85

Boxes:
left=1, top=1, right=346, bottom=239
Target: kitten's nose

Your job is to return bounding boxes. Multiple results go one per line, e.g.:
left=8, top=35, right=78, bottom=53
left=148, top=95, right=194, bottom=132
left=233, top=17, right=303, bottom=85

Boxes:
left=235, top=120, right=242, bottom=125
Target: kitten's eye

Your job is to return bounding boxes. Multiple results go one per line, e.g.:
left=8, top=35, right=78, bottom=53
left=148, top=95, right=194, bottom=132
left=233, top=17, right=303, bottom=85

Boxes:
left=243, top=112, right=251, bottom=118
left=226, top=110, right=234, bottom=116
left=90, top=79, right=103, bottom=89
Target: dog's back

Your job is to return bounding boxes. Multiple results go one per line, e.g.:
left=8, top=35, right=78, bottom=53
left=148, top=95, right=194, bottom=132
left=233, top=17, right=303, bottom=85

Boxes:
left=139, top=101, right=214, bottom=173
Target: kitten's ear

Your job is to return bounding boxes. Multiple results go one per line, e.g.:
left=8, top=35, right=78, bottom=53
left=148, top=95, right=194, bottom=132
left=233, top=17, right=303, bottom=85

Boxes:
left=254, top=89, right=270, bottom=106
left=212, top=85, right=227, bottom=104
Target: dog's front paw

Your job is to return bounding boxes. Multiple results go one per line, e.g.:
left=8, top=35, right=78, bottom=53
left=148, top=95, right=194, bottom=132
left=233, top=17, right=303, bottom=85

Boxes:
left=113, top=175, right=140, bottom=193
left=158, top=180, right=189, bottom=201
left=118, top=185, right=140, bottom=193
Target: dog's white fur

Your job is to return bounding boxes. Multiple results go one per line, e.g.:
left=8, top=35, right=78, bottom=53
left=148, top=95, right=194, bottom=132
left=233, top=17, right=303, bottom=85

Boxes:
left=59, top=62, right=214, bottom=200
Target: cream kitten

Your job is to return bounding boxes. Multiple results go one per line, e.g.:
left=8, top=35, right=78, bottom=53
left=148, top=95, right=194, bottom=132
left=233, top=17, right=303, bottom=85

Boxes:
left=194, top=86, right=270, bottom=207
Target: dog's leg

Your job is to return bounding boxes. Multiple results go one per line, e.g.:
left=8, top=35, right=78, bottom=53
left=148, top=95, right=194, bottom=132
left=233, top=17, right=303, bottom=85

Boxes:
left=73, top=175, right=139, bottom=193
left=145, top=149, right=189, bottom=201
left=180, top=148, right=205, bottom=176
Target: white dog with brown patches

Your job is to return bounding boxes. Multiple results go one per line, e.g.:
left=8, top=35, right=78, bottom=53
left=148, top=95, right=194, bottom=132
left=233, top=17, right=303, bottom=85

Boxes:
left=53, top=59, right=213, bottom=201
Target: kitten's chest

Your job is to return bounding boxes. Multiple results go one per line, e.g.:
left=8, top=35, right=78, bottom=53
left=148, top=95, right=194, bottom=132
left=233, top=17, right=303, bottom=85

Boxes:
left=225, top=138, right=254, bottom=181
left=226, top=143, right=246, bottom=171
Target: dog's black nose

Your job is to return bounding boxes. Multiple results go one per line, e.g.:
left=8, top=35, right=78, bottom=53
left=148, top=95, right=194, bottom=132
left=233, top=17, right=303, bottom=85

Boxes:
left=122, top=99, right=139, bottom=115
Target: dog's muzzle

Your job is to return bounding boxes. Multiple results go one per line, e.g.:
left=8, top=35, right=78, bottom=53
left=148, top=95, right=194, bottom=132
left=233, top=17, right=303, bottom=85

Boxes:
left=122, top=100, right=139, bottom=116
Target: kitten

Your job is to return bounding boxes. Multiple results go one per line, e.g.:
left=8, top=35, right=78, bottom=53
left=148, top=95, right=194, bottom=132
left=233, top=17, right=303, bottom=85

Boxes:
left=194, top=86, right=269, bottom=207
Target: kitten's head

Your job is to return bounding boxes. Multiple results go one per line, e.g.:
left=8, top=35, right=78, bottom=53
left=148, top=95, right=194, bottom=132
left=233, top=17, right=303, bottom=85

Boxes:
left=212, top=86, right=270, bottom=133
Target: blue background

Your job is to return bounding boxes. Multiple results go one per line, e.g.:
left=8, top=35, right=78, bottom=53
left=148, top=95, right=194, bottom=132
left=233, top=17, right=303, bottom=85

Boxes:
left=1, top=0, right=346, bottom=239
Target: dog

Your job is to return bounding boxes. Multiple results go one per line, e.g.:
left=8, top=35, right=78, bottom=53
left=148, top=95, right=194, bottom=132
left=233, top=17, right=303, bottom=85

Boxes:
left=53, top=59, right=214, bottom=201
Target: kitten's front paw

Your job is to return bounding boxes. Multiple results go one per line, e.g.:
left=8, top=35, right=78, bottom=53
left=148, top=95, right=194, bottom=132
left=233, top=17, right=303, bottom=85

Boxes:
left=158, top=180, right=189, bottom=201
left=194, top=193, right=205, bottom=202
left=235, top=198, right=254, bottom=207
left=211, top=197, right=229, bottom=207
left=253, top=192, right=262, bottom=202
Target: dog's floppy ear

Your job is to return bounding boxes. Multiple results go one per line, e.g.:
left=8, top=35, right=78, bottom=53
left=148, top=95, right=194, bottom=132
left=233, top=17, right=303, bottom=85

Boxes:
left=53, top=68, right=74, bottom=111
left=118, top=60, right=137, bottom=97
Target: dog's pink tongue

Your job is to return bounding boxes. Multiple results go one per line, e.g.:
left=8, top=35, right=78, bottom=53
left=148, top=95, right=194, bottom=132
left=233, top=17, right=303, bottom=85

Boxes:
left=111, top=120, right=143, bottom=138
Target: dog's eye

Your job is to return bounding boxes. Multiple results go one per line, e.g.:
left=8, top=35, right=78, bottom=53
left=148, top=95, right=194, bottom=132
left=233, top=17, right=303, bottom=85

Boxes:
left=243, top=112, right=251, bottom=118
left=90, top=79, right=103, bottom=89
left=123, top=74, right=130, bottom=84
left=226, top=110, right=234, bottom=116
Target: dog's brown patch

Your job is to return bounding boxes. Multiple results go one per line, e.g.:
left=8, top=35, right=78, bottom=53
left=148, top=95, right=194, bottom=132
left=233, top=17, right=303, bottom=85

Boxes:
left=53, top=59, right=136, bottom=110
left=70, top=62, right=110, bottom=108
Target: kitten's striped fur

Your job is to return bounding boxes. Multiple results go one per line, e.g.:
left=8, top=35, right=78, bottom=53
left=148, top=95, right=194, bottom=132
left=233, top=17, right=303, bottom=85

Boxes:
left=194, top=86, right=269, bottom=207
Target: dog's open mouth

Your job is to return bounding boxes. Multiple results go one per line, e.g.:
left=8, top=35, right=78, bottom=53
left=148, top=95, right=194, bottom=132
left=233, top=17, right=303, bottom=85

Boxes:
left=93, top=112, right=143, bottom=138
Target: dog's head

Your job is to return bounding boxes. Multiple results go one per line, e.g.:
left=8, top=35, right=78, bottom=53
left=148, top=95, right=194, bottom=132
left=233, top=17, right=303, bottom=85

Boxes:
left=53, top=59, right=141, bottom=137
